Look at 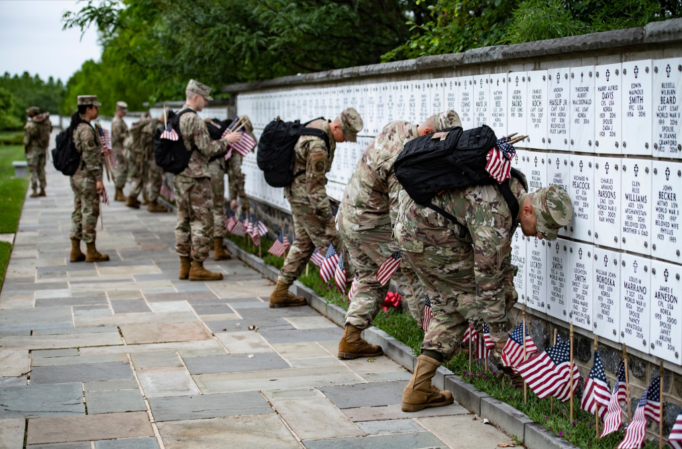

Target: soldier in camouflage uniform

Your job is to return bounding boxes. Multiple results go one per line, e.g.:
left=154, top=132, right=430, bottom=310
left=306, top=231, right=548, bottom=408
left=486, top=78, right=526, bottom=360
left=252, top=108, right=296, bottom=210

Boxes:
left=337, top=111, right=461, bottom=360
left=174, top=80, right=242, bottom=281
left=396, top=167, right=572, bottom=412
left=140, top=116, right=167, bottom=213
left=269, top=108, right=363, bottom=308
left=69, top=95, right=110, bottom=264
left=24, top=106, right=52, bottom=197
left=125, top=115, right=151, bottom=209
left=112, top=102, right=129, bottom=201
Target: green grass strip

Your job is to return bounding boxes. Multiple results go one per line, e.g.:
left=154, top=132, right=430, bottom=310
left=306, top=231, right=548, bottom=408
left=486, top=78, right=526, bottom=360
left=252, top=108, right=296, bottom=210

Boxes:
left=0, top=145, right=28, bottom=233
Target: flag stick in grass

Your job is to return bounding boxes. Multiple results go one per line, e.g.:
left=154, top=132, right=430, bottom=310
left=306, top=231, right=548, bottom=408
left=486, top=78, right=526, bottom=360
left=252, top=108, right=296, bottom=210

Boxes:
left=570, top=322, right=574, bottom=422
left=595, top=334, right=599, bottom=439
left=623, top=346, right=632, bottom=422
left=551, top=328, right=557, bottom=414
left=660, top=360, right=664, bottom=449
left=523, top=303, right=527, bottom=404
left=469, top=329, right=472, bottom=373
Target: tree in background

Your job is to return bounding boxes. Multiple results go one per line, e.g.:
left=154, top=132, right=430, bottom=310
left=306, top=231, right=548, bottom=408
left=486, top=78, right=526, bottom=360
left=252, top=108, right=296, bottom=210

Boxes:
left=0, top=88, right=23, bottom=131
left=0, top=72, right=65, bottom=130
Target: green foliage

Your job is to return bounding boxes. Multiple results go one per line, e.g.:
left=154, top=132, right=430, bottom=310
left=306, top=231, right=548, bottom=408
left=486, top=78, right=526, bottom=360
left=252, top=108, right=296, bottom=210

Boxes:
left=0, top=72, right=66, bottom=116
left=0, top=242, right=11, bottom=291
left=0, top=132, right=24, bottom=146
left=0, top=146, right=29, bottom=233
left=0, top=89, right=23, bottom=131
left=503, top=0, right=590, bottom=44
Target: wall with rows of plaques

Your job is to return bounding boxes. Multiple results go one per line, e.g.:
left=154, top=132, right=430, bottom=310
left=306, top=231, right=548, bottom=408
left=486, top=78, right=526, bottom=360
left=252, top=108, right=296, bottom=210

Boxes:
left=229, top=33, right=682, bottom=368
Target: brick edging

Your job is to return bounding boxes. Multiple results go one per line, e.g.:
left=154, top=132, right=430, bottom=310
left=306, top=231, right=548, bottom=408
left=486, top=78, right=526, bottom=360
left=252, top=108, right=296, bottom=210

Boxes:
left=222, top=239, right=579, bottom=449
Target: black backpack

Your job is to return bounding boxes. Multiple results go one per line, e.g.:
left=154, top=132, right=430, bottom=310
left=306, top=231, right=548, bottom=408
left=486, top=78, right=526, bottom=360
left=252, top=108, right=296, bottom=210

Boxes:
left=52, top=113, right=91, bottom=176
left=257, top=118, right=330, bottom=188
left=394, top=125, right=527, bottom=230
left=153, top=109, right=196, bottom=175
left=206, top=118, right=234, bottom=162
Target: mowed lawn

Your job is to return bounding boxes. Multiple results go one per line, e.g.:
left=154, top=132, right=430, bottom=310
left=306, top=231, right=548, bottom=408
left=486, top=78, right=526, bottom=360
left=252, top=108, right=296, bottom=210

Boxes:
left=0, top=144, right=28, bottom=287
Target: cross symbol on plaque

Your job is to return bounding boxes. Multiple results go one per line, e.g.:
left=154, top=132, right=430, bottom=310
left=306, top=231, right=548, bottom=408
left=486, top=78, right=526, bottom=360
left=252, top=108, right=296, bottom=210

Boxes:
left=556, top=243, right=560, bottom=253
left=634, top=66, right=639, bottom=79
left=666, top=167, right=671, bottom=180
left=535, top=239, right=538, bottom=247
left=605, top=162, right=610, bottom=174
left=579, top=160, right=584, bottom=172
left=581, top=72, right=584, bottom=83
left=667, top=64, right=672, bottom=78
left=633, top=260, right=638, bottom=273
left=556, top=158, right=560, bottom=169
left=634, top=164, right=639, bottom=177
left=604, top=255, right=609, bottom=267
left=606, top=69, right=611, bottom=82
left=515, top=76, right=519, bottom=87
left=579, top=248, right=583, bottom=259
left=664, top=269, right=670, bottom=282
left=534, top=156, right=538, bottom=167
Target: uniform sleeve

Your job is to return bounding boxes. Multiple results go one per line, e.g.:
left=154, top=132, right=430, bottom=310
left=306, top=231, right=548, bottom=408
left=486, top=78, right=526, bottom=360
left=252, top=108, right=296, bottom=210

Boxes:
left=112, top=121, right=125, bottom=148
left=227, top=153, right=247, bottom=202
left=77, top=126, right=103, bottom=181
left=305, top=139, right=332, bottom=217
left=187, top=114, right=230, bottom=159
left=24, top=123, right=38, bottom=147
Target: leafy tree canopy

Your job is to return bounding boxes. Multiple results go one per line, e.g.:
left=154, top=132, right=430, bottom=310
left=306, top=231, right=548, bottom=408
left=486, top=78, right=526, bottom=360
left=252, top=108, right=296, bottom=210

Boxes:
left=0, top=72, right=65, bottom=116
left=0, top=88, right=24, bottom=131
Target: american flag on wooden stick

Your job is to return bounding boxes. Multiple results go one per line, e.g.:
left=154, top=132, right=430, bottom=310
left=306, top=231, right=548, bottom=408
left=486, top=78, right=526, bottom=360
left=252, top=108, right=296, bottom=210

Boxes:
left=320, top=245, right=340, bottom=283
left=376, top=251, right=402, bottom=286
left=500, top=322, right=538, bottom=369
left=268, top=232, right=286, bottom=258
left=516, top=339, right=572, bottom=400
left=100, top=187, right=109, bottom=206
left=225, top=211, right=237, bottom=234
left=552, top=359, right=581, bottom=403
left=282, top=235, right=290, bottom=250
left=617, top=377, right=660, bottom=449
left=422, top=296, right=434, bottom=332
left=485, top=136, right=518, bottom=183
left=231, top=217, right=246, bottom=237
left=580, top=351, right=611, bottom=419
left=160, top=122, right=179, bottom=141
left=602, top=360, right=628, bottom=437
left=98, top=128, right=117, bottom=168
left=310, top=248, right=325, bottom=267
left=668, top=408, right=682, bottom=449
left=257, top=219, right=268, bottom=237
left=224, top=130, right=256, bottom=157
left=461, top=324, right=477, bottom=345
left=334, top=254, right=346, bottom=292
left=478, top=323, right=496, bottom=359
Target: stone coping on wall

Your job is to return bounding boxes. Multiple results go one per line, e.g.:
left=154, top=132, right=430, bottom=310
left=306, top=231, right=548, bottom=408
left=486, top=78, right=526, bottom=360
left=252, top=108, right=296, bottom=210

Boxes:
left=221, top=18, right=682, bottom=93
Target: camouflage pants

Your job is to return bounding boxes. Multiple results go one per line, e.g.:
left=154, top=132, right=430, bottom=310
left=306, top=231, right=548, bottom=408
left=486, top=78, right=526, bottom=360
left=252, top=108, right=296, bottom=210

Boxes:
left=208, top=159, right=226, bottom=238
left=25, top=147, right=46, bottom=190
left=278, top=200, right=341, bottom=285
left=339, top=220, right=424, bottom=329
left=69, top=169, right=99, bottom=244
left=227, top=153, right=249, bottom=210
left=113, top=146, right=128, bottom=190
left=401, top=235, right=509, bottom=359
left=173, top=175, right=214, bottom=262
left=145, top=159, right=163, bottom=202
left=128, top=155, right=147, bottom=199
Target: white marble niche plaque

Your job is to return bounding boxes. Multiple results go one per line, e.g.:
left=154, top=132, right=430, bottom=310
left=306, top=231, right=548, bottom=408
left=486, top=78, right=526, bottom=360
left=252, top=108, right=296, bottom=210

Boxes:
left=547, top=154, right=571, bottom=237
left=528, top=153, right=547, bottom=193
left=650, top=260, right=682, bottom=364
left=474, top=75, right=490, bottom=128
left=489, top=73, right=508, bottom=136
left=594, top=157, right=622, bottom=249
left=527, top=70, right=549, bottom=150
left=569, top=154, right=595, bottom=242
left=527, top=237, right=548, bottom=313
left=621, top=159, right=652, bottom=255
left=569, top=241, right=594, bottom=331
left=570, top=67, right=596, bottom=153
left=508, top=72, right=527, bottom=137
left=592, top=248, right=621, bottom=342
left=653, top=58, right=682, bottom=159
left=444, top=78, right=458, bottom=116
left=548, top=68, right=571, bottom=151
left=652, top=160, right=682, bottom=263
left=622, top=60, right=653, bottom=156
left=512, top=229, right=527, bottom=303
left=594, top=63, right=623, bottom=153
left=458, top=77, right=474, bottom=130
left=620, top=253, right=651, bottom=353
left=547, top=239, right=569, bottom=320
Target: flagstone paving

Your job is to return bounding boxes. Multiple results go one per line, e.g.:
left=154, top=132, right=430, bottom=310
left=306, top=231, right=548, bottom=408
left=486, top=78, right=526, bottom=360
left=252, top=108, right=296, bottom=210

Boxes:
left=0, top=153, right=516, bottom=448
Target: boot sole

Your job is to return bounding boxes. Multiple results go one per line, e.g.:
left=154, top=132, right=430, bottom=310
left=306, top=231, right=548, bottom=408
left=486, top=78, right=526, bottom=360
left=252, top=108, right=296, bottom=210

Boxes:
left=401, top=396, right=454, bottom=413
left=189, top=276, right=224, bottom=281
left=178, top=275, right=189, bottom=280
left=70, top=257, right=86, bottom=263
left=338, top=350, right=383, bottom=359
left=214, top=256, right=232, bottom=261
left=85, top=257, right=110, bottom=263
left=269, top=302, right=307, bottom=308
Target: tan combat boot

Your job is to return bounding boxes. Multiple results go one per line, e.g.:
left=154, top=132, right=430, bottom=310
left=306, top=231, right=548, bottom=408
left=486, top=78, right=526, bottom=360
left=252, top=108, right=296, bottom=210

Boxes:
left=70, top=238, right=85, bottom=263
left=114, top=188, right=126, bottom=202
left=213, top=237, right=232, bottom=261
left=147, top=201, right=167, bottom=213
left=141, top=194, right=148, bottom=206
left=85, top=242, right=110, bottom=263
left=189, top=260, right=223, bottom=281
left=30, top=188, right=39, bottom=198
left=338, top=324, right=384, bottom=359
left=401, top=355, right=454, bottom=412
left=269, top=281, right=306, bottom=308
left=126, top=196, right=140, bottom=209
left=38, top=187, right=46, bottom=197
left=179, top=256, right=191, bottom=280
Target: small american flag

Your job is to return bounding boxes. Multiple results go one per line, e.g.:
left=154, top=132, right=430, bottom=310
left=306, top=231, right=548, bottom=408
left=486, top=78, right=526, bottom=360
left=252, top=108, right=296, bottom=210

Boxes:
left=268, top=232, right=286, bottom=258
left=643, top=376, right=661, bottom=423
left=478, top=323, right=496, bottom=359
left=98, top=128, right=117, bottom=168
left=462, top=324, right=477, bottom=345
left=160, top=122, right=179, bottom=141
left=669, top=408, right=682, bottom=449
left=602, top=360, right=628, bottom=437
left=225, top=211, right=237, bottom=233
left=376, top=251, right=402, bottom=286
left=334, top=254, right=346, bottom=292
left=617, top=378, right=660, bottom=449
left=246, top=215, right=254, bottom=236
left=422, top=296, right=434, bottom=332
left=231, top=217, right=246, bottom=237
left=257, top=220, right=268, bottom=237
left=320, top=245, right=340, bottom=283
left=553, top=359, right=581, bottom=403
left=250, top=225, right=261, bottom=246
left=348, top=275, right=359, bottom=300
left=282, top=235, right=290, bottom=250
left=161, top=179, right=174, bottom=201
left=501, top=322, right=538, bottom=369
left=517, top=339, right=572, bottom=400
left=580, top=351, right=611, bottom=419
left=485, top=137, right=517, bottom=183
left=225, top=130, right=257, bottom=157
left=310, top=248, right=325, bottom=267
left=100, top=187, right=109, bottom=205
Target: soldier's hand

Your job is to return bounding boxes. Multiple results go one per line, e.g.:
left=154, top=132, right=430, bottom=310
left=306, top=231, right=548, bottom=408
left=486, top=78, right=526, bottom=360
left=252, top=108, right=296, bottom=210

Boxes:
left=222, top=130, right=242, bottom=144
left=102, top=147, right=111, bottom=157
left=96, top=181, right=104, bottom=195
left=230, top=199, right=238, bottom=211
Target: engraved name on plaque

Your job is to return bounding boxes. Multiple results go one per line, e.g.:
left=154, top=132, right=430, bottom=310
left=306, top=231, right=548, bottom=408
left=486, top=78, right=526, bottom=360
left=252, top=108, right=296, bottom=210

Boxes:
left=474, top=75, right=490, bottom=128
left=548, top=68, right=571, bottom=151
left=594, top=63, right=622, bottom=152
left=512, top=229, right=527, bottom=304
left=547, top=239, right=569, bottom=320
left=508, top=72, right=528, bottom=137
left=622, top=60, right=653, bottom=156
left=490, top=73, right=508, bottom=136
left=620, top=253, right=651, bottom=353
left=459, top=77, right=474, bottom=130
left=650, top=261, right=681, bottom=364
left=569, top=241, right=594, bottom=331
left=653, top=58, right=682, bottom=159
left=621, top=159, right=652, bottom=255
left=593, top=248, right=621, bottom=342
left=570, top=66, right=596, bottom=153
left=569, top=155, right=595, bottom=242
left=444, top=78, right=458, bottom=116
left=527, top=70, right=549, bottom=150
left=652, top=160, right=682, bottom=263
left=527, top=238, right=548, bottom=313
left=594, top=157, right=622, bottom=249
left=529, top=153, right=548, bottom=192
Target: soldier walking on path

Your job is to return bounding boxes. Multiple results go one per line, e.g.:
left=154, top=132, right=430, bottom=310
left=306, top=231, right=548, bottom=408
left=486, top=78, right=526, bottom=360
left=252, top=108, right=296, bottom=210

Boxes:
left=395, top=168, right=572, bottom=411
left=24, top=106, right=52, bottom=198
left=174, top=80, right=241, bottom=281
left=337, top=111, right=461, bottom=360
left=269, top=108, right=363, bottom=308
left=112, top=101, right=129, bottom=202
left=69, top=95, right=110, bottom=263
left=141, top=116, right=167, bottom=213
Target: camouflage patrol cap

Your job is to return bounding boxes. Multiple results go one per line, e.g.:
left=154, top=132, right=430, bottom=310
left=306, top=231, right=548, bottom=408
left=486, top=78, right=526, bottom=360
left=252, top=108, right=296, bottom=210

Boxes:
left=532, top=185, right=573, bottom=241
left=116, top=101, right=128, bottom=111
left=186, top=79, right=213, bottom=101
left=433, top=110, right=462, bottom=130
left=77, top=95, right=101, bottom=107
left=26, top=106, right=40, bottom=115
left=336, top=107, right=363, bottom=142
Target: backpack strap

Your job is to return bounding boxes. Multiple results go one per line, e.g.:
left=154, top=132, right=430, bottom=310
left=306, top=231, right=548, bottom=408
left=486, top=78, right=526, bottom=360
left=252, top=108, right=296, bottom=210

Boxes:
left=172, top=108, right=198, bottom=153
left=298, top=128, right=331, bottom=157
left=498, top=180, right=520, bottom=230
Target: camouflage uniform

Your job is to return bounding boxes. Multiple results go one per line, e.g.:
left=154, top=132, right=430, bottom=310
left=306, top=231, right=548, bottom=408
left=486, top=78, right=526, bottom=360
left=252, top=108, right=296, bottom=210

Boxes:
left=227, top=150, right=249, bottom=210
left=174, top=105, right=231, bottom=262
left=111, top=115, right=129, bottom=190
left=70, top=121, right=103, bottom=244
left=128, top=118, right=150, bottom=199
left=140, top=118, right=164, bottom=201
left=208, top=157, right=228, bottom=238
left=24, top=111, right=52, bottom=191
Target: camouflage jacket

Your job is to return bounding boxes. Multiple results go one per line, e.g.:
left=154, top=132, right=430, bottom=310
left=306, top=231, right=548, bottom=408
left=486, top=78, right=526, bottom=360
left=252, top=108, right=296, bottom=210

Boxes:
left=227, top=152, right=246, bottom=201
left=284, top=119, right=336, bottom=214
left=24, top=113, right=52, bottom=150
left=341, top=120, right=418, bottom=230
left=141, top=118, right=162, bottom=162
left=178, top=105, right=230, bottom=178
left=73, top=121, right=103, bottom=182
left=111, top=115, right=129, bottom=151
left=395, top=174, right=527, bottom=305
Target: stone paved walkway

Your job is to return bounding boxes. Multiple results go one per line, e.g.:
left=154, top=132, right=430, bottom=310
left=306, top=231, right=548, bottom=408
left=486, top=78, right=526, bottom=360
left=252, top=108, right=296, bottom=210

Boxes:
left=0, top=158, right=513, bottom=448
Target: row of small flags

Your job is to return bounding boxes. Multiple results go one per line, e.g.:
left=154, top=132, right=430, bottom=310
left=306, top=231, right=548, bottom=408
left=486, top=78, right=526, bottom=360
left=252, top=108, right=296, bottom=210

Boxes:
left=224, top=212, right=267, bottom=246
left=461, top=323, right=496, bottom=359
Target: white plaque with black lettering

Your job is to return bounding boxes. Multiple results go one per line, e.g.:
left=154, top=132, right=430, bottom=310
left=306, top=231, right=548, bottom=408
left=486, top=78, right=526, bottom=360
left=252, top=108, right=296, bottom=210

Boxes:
left=418, top=80, right=431, bottom=124
left=527, top=70, right=549, bottom=150
left=653, top=58, right=682, bottom=159
left=528, top=153, right=548, bottom=193
left=350, top=86, right=361, bottom=119
left=569, top=241, right=594, bottom=331
left=490, top=73, right=508, bottom=136
left=376, top=84, right=388, bottom=135
left=365, top=85, right=377, bottom=136
left=395, top=82, right=409, bottom=123
left=444, top=78, right=458, bottom=117
left=508, top=72, right=528, bottom=137
left=407, top=81, right=419, bottom=125
left=650, top=261, right=682, bottom=363
left=458, top=77, right=474, bottom=130
left=512, top=229, right=527, bottom=304
left=569, top=154, right=595, bottom=242
left=334, top=88, right=343, bottom=123
left=513, top=149, right=529, bottom=180
left=622, top=61, right=653, bottom=156
left=527, top=237, right=548, bottom=313
left=474, top=75, right=490, bottom=128
left=386, top=83, right=397, bottom=123
left=594, top=157, right=622, bottom=249
left=621, top=159, right=652, bottom=255
left=620, top=253, right=651, bottom=353
left=547, top=154, right=571, bottom=237
left=548, top=68, right=571, bottom=151
left=547, top=239, right=569, bottom=320
left=594, top=63, right=623, bottom=153
left=652, top=160, right=682, bottom=263
left=593, top=248, right=621, bottom=342
left=430, top=79, right=444, bottom=117
left=570, top=66, right=596, bottom=153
